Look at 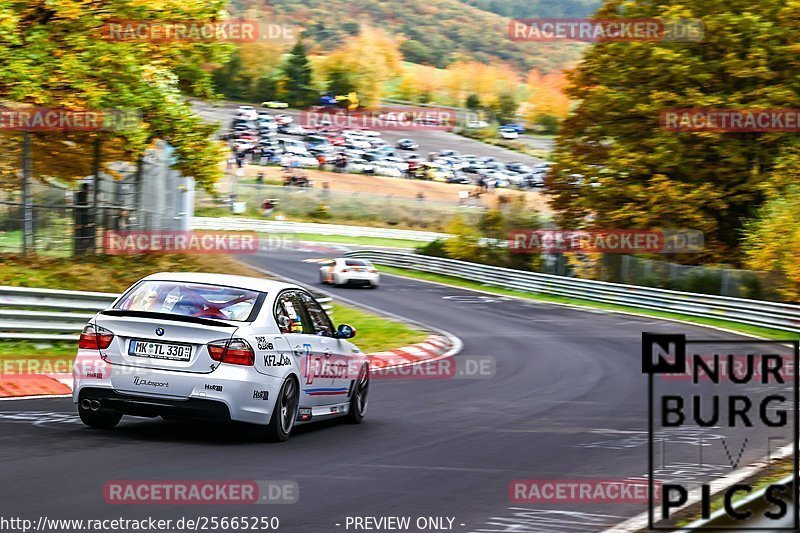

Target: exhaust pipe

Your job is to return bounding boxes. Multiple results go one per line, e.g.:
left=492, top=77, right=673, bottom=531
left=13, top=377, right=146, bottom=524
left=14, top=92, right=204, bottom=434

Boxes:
left=80, top=399, right=92, bottom=410
left=90, top=400, right=101, bottom=412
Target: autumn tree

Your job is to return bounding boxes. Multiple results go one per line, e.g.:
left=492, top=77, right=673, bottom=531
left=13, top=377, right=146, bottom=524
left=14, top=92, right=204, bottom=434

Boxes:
left=742, top=187, right=800, bottom=301
left=281, top=40, right=317, bottom=107
left=0, top=0, right=232, bottom=190
left=320, top=27, right=403, bottom=108
left=547, top=0, right=800, bottom=263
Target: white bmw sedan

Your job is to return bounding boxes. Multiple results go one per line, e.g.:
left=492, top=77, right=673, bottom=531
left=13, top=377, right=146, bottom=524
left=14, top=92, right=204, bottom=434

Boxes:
left=319, top=258, right=380, bottom=288
left=73, top=273, right=369, bottom=442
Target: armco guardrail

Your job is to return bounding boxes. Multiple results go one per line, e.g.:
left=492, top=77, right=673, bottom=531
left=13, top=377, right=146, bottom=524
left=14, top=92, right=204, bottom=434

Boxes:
left=0, top=286, right=333, bottom=341
left=191, top=217, right=447, bottom=242
left=346, top=250, right=800, bottom=333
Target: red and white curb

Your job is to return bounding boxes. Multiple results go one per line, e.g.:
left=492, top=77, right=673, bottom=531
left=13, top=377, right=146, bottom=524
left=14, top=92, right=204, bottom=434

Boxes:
left=367, top=335, right=453, bottom=369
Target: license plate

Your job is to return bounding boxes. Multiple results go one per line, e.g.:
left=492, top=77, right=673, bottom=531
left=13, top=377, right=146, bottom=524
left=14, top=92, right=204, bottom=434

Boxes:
left=128, top=340, right=192, bottom=361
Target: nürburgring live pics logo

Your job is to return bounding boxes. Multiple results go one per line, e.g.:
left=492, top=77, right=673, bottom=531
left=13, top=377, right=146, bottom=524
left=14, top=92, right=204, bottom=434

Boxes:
left=642, top=332, right=800, bottom=530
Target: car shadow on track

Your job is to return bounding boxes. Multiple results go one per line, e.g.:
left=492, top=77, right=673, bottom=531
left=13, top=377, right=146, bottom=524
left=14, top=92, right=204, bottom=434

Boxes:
left=98, top=416, right=350, bottom=445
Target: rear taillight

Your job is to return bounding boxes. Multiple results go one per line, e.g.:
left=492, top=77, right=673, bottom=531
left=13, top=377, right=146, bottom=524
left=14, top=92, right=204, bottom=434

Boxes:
left=208, top=338, right=255, bottom=366
left=78, top=324, right=114, bottom=350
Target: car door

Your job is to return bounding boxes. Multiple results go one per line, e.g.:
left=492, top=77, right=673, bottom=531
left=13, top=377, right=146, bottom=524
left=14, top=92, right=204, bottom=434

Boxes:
left=272, top=290, right=346, bottom=407
left=294, top=290, right=353, bottom=407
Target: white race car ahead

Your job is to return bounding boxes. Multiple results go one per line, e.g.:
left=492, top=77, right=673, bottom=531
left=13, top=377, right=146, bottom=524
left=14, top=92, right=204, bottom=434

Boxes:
left=73, top=273, right=369, bottom=442
left=319, top=258, right=380, bottom=288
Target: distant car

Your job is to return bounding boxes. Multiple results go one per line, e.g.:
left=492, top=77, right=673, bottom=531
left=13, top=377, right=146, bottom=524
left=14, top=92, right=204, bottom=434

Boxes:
left=275, top=114, right=294, bottom=125
left=280, top=124, right=310, bottom=136
left=320, top=259, right=380, bottom=288
left=396, top=138, right=419, bottom=150
left=438, top=149, right=461, bottom=158
left=72, top=273, right=369, bottom=441
left=369, top=138, right=388, bottom=149
left=499, top=127, right=519, bottom=139
left=237, top=106, right=257, bottom=121
left=522, top=173, right=545, bottom=188
left=502, top=123, right=525, bottom=133
left=344, top=138, right=372, bottom=150
left=262, top=101, right=289, bottom=109
left=446, top=173, right=472, bottom=184
left=506, top=162, right=533, bottom=174
left=466, top=120, right=488, bottom=129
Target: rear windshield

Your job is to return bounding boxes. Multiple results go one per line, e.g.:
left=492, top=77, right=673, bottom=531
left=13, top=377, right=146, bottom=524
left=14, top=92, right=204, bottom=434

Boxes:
left=115, top=281, right=264, bottom=322
left=344, top=259, right=372, bottom=267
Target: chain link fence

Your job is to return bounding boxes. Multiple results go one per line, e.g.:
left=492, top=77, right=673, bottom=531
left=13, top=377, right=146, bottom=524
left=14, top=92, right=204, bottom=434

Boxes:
left=0, top=140, right=192, bottom=256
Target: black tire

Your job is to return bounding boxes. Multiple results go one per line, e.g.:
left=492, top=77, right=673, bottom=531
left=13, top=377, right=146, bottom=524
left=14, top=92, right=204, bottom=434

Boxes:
left=264, top=376, right=300, bottom=442
left=346, top=364, right=369, bottom=424
left=78, top=405, right=122, bottom=429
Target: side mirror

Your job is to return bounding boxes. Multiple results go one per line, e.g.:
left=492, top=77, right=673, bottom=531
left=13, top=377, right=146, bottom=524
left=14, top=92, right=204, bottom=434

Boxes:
left=335, top=324, right=356, bottom=339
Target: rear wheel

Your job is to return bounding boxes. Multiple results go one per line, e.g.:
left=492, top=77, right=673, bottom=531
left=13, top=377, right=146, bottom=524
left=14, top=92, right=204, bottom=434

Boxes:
left=264, top=377, right=299, bottom=442
left=78, top=403, right=122, bottom=429
left=346, top=365, right=369, bottom=424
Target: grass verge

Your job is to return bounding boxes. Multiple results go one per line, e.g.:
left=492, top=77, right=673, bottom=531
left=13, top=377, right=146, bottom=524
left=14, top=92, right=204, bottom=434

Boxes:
left=377, top=265, right=797, bottom=339
left=0, top=254, right=428, bottom=359
left=331, top=303, right=428, bottom=353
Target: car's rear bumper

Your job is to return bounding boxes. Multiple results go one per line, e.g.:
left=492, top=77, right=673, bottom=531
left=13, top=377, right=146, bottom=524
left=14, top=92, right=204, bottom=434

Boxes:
left=337, top=273, right=380, bottom=286
left=77, top=387, right=233, bottom=421
left=73, top=354, right=284, bottom=425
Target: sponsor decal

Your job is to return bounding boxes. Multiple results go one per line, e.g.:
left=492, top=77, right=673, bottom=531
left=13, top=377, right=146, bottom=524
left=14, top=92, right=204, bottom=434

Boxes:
left=264, top=354, right=291, bottom=367
left=253, top=390, right=269, bottom=400
left=298, top=408, right=312, bottom=421
left=133, top=376, right=169, bottom=388
left=255, top=337, right=273, bottom=351
left=204, top=384, right=223, bottom=392
left=303, top=387, right=349, bottom=396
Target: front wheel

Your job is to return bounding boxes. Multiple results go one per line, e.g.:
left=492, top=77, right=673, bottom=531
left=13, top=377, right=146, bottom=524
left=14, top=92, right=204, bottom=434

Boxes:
left=78, top=404, right=122, bottom=429
left=264, top=377, right=300, bottom=442
left=346, top=365, right=369, bottom=424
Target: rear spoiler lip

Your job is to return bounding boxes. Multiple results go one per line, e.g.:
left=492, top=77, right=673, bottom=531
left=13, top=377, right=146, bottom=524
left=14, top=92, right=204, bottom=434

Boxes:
left=99, top=309, right=239, bottom=328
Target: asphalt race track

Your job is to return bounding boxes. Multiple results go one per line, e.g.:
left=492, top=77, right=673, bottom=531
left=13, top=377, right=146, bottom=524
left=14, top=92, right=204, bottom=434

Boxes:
left=0, top=246, right=791, bottom=532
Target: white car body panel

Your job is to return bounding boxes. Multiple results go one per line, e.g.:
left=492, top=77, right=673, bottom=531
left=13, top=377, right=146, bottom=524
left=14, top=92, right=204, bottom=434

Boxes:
left=73, top=273, right=367, bottom=428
